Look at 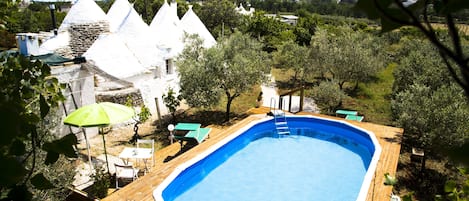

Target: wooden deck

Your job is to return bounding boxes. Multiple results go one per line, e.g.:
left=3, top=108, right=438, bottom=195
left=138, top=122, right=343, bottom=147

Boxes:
left=103, top=107, right=402, bottom=201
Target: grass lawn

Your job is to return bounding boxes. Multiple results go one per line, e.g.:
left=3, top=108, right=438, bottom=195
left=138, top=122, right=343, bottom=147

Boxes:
left=272, top=65, right=395, bottom=125
left=343, top=63, right=396, bottom=126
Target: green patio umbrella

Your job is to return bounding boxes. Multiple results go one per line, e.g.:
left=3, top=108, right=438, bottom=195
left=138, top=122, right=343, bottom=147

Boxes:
left=64, top=102, right=135, bottom=174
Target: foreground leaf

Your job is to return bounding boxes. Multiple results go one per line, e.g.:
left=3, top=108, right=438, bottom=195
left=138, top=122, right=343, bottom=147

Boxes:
left=31, top=173, right=55, bottom=190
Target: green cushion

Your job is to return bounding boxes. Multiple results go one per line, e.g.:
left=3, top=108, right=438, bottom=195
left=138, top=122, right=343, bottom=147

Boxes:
left=335, top=110, right=358, bottom=116
left=185, top=128, right=211, bottom=143
left=174, top=123, right=201, bottom=131
left=345, top=114, right=364, bottom=122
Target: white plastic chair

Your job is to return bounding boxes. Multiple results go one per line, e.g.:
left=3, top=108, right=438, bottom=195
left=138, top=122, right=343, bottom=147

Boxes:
left=114, top=163, right=139, bottom=189
left=136, top=139, right=155, bottom=172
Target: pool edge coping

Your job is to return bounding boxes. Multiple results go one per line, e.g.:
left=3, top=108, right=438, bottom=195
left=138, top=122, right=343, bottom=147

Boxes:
left=152, top=114, right=382, bottom=201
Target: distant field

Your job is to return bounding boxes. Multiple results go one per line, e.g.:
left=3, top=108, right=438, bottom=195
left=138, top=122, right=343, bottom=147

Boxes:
left=430, top=23, right=469, bottom=35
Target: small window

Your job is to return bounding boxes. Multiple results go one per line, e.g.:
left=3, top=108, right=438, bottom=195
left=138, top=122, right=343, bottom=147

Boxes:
left=166, top=59, right=173, bottom=75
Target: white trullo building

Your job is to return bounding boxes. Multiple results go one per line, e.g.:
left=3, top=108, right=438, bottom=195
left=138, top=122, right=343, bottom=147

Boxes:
left=37, top=0, right=217, bottom=126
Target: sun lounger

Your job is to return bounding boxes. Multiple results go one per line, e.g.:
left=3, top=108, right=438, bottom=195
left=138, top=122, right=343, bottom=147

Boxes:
left=173, top=123, right=211, bottom=148
left=345, top=114, right=364, bottom=122
left=183, top=128, right=211, bottom=144
left=335, top=109, right=358, bottom=116
left=174, top=123, right=201, bottom=131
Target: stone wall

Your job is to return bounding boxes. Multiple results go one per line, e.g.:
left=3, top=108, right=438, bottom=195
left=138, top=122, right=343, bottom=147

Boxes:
left=95, top=87, right=144, bottom=107
left=69, top=21, right=109, bottom=57
left=51, top=64, right=98, bottom=139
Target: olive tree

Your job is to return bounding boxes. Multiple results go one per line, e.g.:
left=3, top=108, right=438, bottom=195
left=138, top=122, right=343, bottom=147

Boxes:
left=355, top=0, right=469, bottom=99
left=392, top=84, right=469, bottom=153
left=311, top=26, right=384, bottom=90
left=177, top=33, right=270, bottom=121
left=272, top=40, right=315, bottom=87
left=393, top=39, right=452, bottom=95
left=392, top=40, right=469, bottom=156
left=196, top=0, right=241, bottom=38
left=309, top=81, right=347, bottom=114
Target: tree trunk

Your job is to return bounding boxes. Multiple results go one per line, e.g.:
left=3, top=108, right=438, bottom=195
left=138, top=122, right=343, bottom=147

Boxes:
left=338, top=81, right=345, bottom=90
left=171, top=112, right=176, bottom=124
left=225, top=97, right=233, bottom=122
left=293, top=71, right=299, bottom=87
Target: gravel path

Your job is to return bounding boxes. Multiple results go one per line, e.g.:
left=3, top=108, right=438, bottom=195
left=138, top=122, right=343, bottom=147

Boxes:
left=260, top=76, right=320, bottom=113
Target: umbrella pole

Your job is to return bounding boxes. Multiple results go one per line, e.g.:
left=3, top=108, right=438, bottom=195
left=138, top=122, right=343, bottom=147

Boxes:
left=82, top=129, right=94, bottom=174
left=100, top=127, right=111, bottom=175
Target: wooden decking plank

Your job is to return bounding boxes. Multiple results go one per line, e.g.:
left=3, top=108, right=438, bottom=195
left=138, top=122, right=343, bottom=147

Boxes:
left=103, top=107, right=402, bottom=201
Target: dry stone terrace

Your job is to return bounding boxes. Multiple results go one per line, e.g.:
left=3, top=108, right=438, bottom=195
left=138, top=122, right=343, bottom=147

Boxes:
left=80, top=106, right=402, bottom=201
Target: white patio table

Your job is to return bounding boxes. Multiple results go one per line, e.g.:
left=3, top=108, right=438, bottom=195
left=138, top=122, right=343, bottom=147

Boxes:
left=119, top=147, right=153, bottom=174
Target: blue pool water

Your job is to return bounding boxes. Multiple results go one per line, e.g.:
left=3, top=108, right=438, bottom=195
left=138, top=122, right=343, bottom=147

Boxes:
left=153, top=116, right=381, bottom=201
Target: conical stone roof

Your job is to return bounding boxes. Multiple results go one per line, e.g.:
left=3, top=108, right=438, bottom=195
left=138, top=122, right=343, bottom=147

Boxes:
left=180, top=5, right=216, bottom=48
left=58, top=0, right=109, bottom=32
left=107, top=0, right=134, bottom=33
left=149, top=0, right=185, bottom=57
left=111, top=0, right=165, bottom=69
left=83, top=33, right=147, bottom=79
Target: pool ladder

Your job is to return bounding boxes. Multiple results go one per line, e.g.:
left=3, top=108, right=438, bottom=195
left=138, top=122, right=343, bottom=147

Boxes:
left=270, top=98, right=290, bottom=136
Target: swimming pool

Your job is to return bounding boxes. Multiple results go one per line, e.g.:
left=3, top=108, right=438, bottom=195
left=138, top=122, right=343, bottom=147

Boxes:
left=153, top=115, right=382, bottom=201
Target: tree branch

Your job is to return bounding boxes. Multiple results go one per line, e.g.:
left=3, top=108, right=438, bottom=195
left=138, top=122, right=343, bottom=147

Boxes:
left=388, top=0, right=469, bottom=95
left=23, top=129, right=38, bottom=185
left=445, top=13, right=463, bottom=59
left=390, top=0, right=456, bottom=60
left=422, top=0, right=436, bottom=34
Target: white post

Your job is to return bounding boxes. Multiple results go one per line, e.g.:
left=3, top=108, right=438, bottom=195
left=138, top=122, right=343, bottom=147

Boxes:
left=167, top=124, right=175, bottom=144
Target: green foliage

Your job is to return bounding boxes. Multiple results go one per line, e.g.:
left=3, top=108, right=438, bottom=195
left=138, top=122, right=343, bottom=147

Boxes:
left=177, top=33, right=270, bottom=121
left=308, top=81, right=346, bottom=114
left=239, top=11, right=294, bottom=51
left=90, top=166, right=110, bottom=199
left=272, top=40, right=313, bottom=86
left=384, top=173, right=398, bottom=186
left=311, top=25, right=384, bottom=90
left=0, top=29, right=16, bottom=49
left=5, top=3, right=65, bottom=34
left=0, top=53, right=78, bottom=200
left=294, top=12, right=322, bottom=45
left=177, top=35, right=220, bottom=108
left=97, top=0, right=114, bottom=13
left=355, top=0, right=469, bottom=32
left=196, top=0, right=241, bottom=38
left=392, top=39, right=451, bottom=95
left=138, top=103, right=151, bottom=123
left=402, top=193, right=414, bottom=201
left=392, top=83, right=469, bottom=152
left=250, top=0, right=364, bottom=18
left=0, top=0, right=18, bottom=30
left=29, top=116, right=76, bottom=200
left=435, top=168, right=469, bottom=201
left=162, top=87, right=182, bottom=123
left=0, top=1, right=66, bottom=48
left=128, top=0, right=191, bottom=24
left=125, top=96, right=150, bottom=123
left=345, top=63, right=395, bottom=125
left=392, top=39, right=469, bottom=154
left=355, top=0, right=469, bottom=98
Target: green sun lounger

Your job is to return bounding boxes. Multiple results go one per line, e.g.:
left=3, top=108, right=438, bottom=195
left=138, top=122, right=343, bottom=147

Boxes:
left=173, top=124, right=211, bottom=148
left=335, top=110, right=358, bottom=116
left=174, top=123, right=201, bottom=131
left=184, top=128, right=211, bottom=144
left=345, top=114, right=364, bottom=122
